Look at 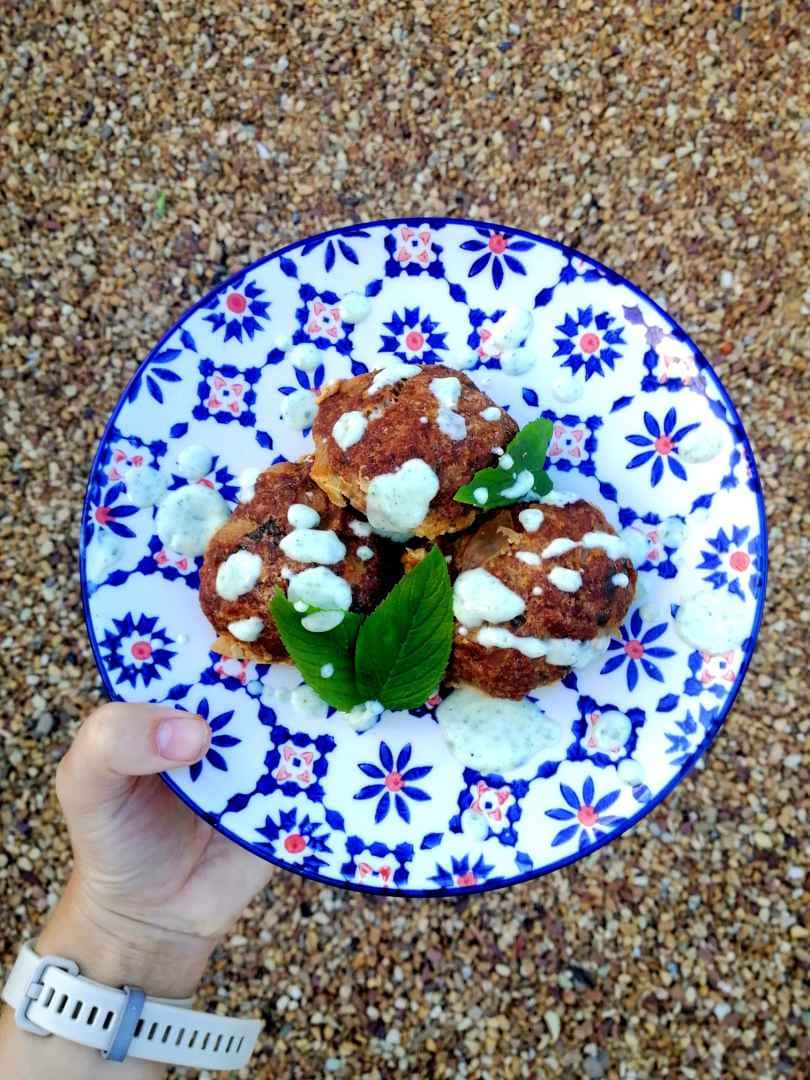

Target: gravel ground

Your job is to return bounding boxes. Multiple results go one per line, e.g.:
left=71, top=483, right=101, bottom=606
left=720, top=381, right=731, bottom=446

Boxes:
left=1, top=2, right=808, bottom=1077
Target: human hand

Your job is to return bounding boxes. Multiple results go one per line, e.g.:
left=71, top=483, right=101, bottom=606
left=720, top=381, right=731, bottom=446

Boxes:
left=41, top=702, right=272, bottom=999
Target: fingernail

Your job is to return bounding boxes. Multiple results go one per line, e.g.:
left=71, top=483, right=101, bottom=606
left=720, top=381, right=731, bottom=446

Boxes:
left=155, top=714, right=209, bottom=762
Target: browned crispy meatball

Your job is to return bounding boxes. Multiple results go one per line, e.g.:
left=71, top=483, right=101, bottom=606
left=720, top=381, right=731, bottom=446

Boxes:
left=310, top=364, right=518, bottom=540
left=199, top=460, right=395, bottom=662
left=447, top=499, right=636, bottom=699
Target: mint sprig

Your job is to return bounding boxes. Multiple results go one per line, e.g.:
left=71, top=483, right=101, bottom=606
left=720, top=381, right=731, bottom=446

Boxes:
left=269, top=547, right=453, bottom=713
left=454, top=417, right=554, bottom=510
left=270, top=592, right=365, bottom=710
left=355, top=546, right=453, bottom=710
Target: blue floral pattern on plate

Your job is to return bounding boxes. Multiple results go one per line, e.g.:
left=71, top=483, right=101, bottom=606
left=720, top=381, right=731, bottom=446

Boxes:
left=80, top=218, right=767, bottom=896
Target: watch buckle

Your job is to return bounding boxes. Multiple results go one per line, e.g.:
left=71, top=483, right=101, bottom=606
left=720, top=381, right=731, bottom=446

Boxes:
left=15, top=954, right=81, bottom=1036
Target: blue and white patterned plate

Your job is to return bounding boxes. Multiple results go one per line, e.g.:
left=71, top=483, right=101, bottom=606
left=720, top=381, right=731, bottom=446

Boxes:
left=81, top=219, right=766, bottom=896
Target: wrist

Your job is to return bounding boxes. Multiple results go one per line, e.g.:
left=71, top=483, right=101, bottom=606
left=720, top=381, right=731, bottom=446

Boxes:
left=36, top=878, right=215, bottom=1000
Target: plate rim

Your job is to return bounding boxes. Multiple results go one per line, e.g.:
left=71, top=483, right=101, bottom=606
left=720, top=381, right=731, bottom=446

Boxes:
left=79, top=216, right=769, bottom=897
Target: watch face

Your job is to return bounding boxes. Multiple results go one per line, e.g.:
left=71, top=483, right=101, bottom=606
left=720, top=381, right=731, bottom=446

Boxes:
left=81, top=218, right=766, bottom=896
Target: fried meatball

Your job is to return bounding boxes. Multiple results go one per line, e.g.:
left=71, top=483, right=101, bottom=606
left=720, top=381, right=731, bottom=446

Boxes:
left=310, top=364, right=518, bottom=540
left=447, top=498, right=636, bottom=699
left=199, top=460, right=395, bottom=662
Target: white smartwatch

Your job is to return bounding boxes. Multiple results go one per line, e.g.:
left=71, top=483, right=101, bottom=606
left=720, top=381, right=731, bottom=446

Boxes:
left=2, top=943, right=263, bottom=1070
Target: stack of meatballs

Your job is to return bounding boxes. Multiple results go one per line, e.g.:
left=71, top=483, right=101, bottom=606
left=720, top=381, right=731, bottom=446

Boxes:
left=200, top=363, right=636, bottom=701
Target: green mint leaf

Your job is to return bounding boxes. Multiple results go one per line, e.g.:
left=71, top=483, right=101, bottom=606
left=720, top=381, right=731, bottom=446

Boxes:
left=269, top=589, right=366, bottom=710
left=354, top=546, right=453, bottom=711
left=454, top=417, right=554, bottom=509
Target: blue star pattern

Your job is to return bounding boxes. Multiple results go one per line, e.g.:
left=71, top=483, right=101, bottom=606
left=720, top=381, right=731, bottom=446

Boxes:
left=203, top=277, right=270, bottom=343
left=545, top=778, right=625, bottom=852
left=184, top=698, right=240, bottom=782
left=459, top=226, right=535, bottom=289
left=80, top=219, right=765, bottom=895
left=255, top=807, right=337, bottom=874
left=379, top=307, right=448, bottom=366
left=698, top=525, right=762, bottom=600
left=553, top=307, right=625, bottom=379
left=100, top=613, right=175, bottom=689
left=354, top=742, right=432, bottom=824
left=625, top=407, right=699, bottom=486
left=601, top=608, right=676, bottom=690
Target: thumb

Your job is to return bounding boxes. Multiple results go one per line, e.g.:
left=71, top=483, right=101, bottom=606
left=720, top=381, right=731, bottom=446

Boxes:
left=57, top=703, right=211, bottom=814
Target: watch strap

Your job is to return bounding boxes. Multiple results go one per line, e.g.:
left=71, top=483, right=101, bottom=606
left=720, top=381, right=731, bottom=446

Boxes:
left=2, top=943, right=262, bottom=1069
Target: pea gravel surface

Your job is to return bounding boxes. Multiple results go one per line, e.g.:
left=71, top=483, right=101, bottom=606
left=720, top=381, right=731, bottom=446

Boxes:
left=1, top=2, right=808, bottom=1077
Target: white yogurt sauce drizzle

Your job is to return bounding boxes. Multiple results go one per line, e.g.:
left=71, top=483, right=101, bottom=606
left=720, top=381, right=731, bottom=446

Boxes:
left=356, top=545, right=374, bottom=561
left=430, top=377, right=461, bottom=409
left=430, top=377, right=467, bottom=442
left=87, top=531, right=122, bottom=582
left=473, top=487, right=489, bottom=505
left=490, top=306, right=534, bottom=350
left=446, top=349, right=478, bottom=371
left=302, top=610, right=345, bottom=632
left=548, top=566, right=583, bottom=593
left=541, top=537, right=578, bottom=558
left=365, top=458, right=439, bottom=539
left=332, top=410, right=368, bottom=451
left=619, top=528, right=650, bottom=568
left=480, top=406, right=501, bottom=421
left=279, top=528, right=346, bottom=565
left=659, top=516, right=686, bottom=549
left=437, top=687, right=562, bottom=772
left=238, top=466, right=261, bottom=504
left=499, top=453, right=515, bottom=470
left=349, top=519, right=372, bottom=538
left=156, top=485, right=230, bottom=557
left=539, top=489, right=582, bottom=507
left=500, top=347, right=536, bottom=376
left=288, top=342, right=320, bottom=372
left=367, top=363, right=419, bottom=396
left=518, top=508, right=544, bottom=532
left=175, top=445, right=214, bottom=482
left=216, top=550, right=263, bottom=600
left=288, top=566, right=352, bottom=611
left=675, top=591, right=747, bottom=653
left=339, top=292, right=371, bottom=323
left=453, top=568, right=525, bottom=628
left=290, top=685, right=327, bottom=715
left=436, top=408, right=467, bottom=441
left=287, top=503, right=320, bottom=529
left=283, top=388, right=318, bottom=429
left=500, top=470, right=535, bottom=500
left=227, top=616, right=264, bottom=642
left=124, top=466, right=167, bottom=508
left=612, top=572, right=630, bottom=587
left=473, top=629, right=610, bottom=670
left=679, top=425, right=726, bottom=464
left=551, top=371, right=584, bottom=403
left=334, top=699, right=384, bottom=733
left=516, top=551, right=541, bottom=566
left=320, top=663, right=335, bottom=678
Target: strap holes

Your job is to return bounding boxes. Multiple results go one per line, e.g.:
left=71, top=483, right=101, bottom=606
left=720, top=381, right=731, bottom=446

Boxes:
left=102, top=1011, right=115, bottom=1030
left=87, top=1006, right=98, bottom=1025
left=71, top=1000, right=83, bottom=1020
left=175, top=1027, right=186, bottom=1046
left=42, top=987, right=55, bottom=1007
left=55, top=994, right=68, bottom=1014
left=214, top=1034, right=223, bottom=1052
left=161, top=1024, right=172, bottom=1043
left=188, top=1030, right=198, bottom=1048
left=236, top=1036, right=244, bottom=1052
left=133, top=1017, right=143, bottom=1037
left=225, top=1035, right=234, bottom=1052
left=201, top=1032, right=210, bottom=1050
left=147, top=1021, right=159, bottom=1040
